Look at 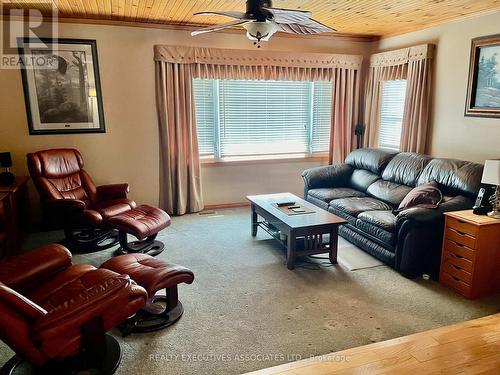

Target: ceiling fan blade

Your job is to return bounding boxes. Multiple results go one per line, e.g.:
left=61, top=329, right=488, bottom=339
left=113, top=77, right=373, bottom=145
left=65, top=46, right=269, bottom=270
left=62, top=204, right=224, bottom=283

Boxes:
left=274, top=17, right=336, bottom=34
left=274, top=21, right=335, bottom=35
left=263, top=7, right=312, bottom=23
left=193, top=11, right=248, bottom=20
left=191, top=19, right=249, bottom=36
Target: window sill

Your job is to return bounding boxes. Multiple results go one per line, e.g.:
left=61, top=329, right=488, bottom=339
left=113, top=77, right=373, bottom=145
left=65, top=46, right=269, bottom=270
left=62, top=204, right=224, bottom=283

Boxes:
left=200, top=153, right=329, bottom=167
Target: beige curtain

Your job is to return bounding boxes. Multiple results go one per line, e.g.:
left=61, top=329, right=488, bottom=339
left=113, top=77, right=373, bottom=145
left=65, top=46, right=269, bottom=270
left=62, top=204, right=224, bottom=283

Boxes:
left=400, top=55, right=433, bottom=153
left=156, top=61, right=204, bottom=215
left=363, top=44, right=434, bottom=151
left=329, top=67, right=361, bottom=164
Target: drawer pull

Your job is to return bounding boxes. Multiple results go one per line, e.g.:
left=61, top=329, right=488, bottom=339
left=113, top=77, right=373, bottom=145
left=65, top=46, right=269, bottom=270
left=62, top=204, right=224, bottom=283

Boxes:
left=453, top=253, right=463, bottom=259
left=456, top=230, right=466, bottom=235
left=452, top=275, right=460, bottom=281
left=458, top=219, right=466, bottom=224
left=452, top=265, right=462, bottom=270
left=455, top=242, right=465, bottom=248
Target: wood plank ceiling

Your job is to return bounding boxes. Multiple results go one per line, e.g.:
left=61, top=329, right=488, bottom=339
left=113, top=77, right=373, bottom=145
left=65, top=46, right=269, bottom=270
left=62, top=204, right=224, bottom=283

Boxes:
left=2, top=0, right=500, bottom=37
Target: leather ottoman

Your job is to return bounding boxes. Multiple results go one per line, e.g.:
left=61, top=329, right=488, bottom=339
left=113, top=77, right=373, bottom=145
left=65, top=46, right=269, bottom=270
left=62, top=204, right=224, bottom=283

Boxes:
left=108, top=204, right=171, bottom=256
left=101, top=253, right=194, bottom=335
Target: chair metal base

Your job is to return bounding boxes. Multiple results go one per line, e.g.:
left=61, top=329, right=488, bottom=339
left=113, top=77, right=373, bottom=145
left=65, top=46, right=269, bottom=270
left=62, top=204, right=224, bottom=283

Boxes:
left=0, top=334, right=121, bottom=375
left=118, top=286, right=184, bottom=336
left=63, top=227, right=119, bottom=253
left=113, top=233, right=164, bottom=257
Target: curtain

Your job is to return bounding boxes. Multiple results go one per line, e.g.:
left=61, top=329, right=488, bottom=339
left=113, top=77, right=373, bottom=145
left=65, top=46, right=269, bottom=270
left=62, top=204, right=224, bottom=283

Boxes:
left=400, top=56, right=433, bottom=153
left=156, top=61, right=204, bottom=215
left=363, top=44, right=434, bottom=151
left=329, top=67, right=361, bottom=164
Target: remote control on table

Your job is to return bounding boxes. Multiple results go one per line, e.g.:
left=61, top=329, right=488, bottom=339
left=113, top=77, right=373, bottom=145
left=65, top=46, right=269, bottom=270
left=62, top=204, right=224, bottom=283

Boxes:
left=276, top=201, right=296, bottom=207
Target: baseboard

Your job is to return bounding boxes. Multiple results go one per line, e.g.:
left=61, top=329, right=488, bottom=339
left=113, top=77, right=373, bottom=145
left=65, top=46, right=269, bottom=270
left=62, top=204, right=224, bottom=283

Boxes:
left=203, top=202, right=250, bottom=210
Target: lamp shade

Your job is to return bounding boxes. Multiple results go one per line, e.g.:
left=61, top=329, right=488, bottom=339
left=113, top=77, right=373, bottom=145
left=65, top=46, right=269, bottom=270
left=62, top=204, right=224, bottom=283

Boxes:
left=481, top=159, right=500, bottom=185
left=244, top=21, right=276, bottom=41
left=0, top=152, right=12, bottom=168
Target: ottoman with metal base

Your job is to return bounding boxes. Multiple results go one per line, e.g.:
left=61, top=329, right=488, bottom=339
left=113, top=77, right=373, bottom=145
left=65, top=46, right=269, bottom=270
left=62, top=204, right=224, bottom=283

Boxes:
left=109, top=205, right=171, bottom=257
left=100, top=253, right=194, bottom=336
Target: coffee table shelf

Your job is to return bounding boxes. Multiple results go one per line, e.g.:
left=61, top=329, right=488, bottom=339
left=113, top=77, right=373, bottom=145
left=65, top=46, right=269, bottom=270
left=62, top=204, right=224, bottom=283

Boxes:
left=246, top=193, right=347, bottom=270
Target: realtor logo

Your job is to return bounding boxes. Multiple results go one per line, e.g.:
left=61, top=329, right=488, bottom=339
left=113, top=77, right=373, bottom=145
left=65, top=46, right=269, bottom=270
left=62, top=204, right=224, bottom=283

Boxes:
left=1, top=1, right=58, bottom=69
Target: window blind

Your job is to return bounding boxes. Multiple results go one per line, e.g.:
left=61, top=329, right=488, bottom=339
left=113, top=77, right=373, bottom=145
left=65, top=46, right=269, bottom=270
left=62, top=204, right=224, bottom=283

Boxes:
left=193, top=79, right=216, bottom=156
left=379, top=80, right=407, bottom=150
left=193, top=79, right=332, bottom=159
left=312, top=81, right=333, bottom=153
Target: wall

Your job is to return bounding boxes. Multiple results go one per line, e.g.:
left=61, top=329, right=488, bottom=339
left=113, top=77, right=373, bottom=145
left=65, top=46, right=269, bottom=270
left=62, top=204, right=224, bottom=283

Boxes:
left=374, top=11, right=500, bottom=163
left=0, top=20, right=371, bottom=212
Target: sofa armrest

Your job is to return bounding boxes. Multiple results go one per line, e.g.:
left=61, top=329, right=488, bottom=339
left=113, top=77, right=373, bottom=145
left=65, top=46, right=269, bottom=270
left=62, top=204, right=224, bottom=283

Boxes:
left=96, top=183, right=129, bottom=201
left=0, top=244, right=72, bottom=292
left=302, top=164, right=354, bottom=190
left=31, top=274, right=146, bottom=341
left=396, top=195, right=474, bottom=226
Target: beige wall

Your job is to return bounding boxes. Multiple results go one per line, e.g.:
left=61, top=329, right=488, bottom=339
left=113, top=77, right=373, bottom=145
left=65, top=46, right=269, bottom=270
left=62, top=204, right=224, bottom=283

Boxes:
left=373, top=11, right=500, bottom=163
left=0, top=20, right=370, bottom=211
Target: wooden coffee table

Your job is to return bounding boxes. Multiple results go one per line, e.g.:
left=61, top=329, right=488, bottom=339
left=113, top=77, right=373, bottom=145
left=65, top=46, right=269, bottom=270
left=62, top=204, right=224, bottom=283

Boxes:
left=246, top=193, right=347, bottom=270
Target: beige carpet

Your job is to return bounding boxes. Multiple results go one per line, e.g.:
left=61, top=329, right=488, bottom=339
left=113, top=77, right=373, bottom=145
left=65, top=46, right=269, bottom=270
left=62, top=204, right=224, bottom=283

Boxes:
left=1, top=208, right=499, bottom=375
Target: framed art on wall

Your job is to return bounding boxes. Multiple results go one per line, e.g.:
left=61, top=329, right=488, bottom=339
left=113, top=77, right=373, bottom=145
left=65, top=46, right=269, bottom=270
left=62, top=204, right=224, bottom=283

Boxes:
left=465, top=34, right=500, bottom=118
left=18, top=38, right=105, bottom=134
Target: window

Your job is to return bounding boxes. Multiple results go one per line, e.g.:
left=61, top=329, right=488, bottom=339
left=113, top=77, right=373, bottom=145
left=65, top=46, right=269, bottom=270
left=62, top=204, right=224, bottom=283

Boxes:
left=379, top=80, right=407, bottom=151
left=193, top=79, right=332, bottom=159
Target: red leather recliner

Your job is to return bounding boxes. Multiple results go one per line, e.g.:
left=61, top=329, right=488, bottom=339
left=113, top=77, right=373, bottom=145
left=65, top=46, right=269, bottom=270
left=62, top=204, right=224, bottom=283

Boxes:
left=0, top=244, right=148, bottom=374
left=27, top=149, right=137, bottom=251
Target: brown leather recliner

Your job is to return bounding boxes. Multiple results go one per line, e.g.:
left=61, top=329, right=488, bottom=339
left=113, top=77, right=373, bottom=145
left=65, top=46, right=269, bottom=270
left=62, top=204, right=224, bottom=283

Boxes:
left=27, top=148, right=137, bottom=251
left=0, top=244, right=148, bottom=374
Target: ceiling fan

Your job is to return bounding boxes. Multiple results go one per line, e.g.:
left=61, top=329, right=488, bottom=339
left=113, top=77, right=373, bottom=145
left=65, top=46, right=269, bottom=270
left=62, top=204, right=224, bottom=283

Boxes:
left=191, top=0, right=336, bottom=47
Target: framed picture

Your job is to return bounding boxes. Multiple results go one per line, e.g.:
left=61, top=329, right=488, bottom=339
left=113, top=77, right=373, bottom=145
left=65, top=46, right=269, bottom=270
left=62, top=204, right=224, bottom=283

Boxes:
left=18, top=38, right=105, bottom=134
left=465, top=34, right=500, bottom=118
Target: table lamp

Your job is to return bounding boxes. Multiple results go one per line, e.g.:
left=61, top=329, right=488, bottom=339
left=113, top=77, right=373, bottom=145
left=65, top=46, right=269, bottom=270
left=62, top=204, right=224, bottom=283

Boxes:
left=481, top=159, right=500, bottom=219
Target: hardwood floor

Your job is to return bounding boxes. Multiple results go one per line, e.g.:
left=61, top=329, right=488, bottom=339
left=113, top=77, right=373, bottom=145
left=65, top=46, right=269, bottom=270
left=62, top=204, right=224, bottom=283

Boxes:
left=247, top=313, right=500, bottom=375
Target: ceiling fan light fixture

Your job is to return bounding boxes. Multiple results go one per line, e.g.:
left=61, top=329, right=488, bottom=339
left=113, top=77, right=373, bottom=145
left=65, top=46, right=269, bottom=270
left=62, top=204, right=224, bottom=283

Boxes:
left=243, top=21, right=276, bottom=42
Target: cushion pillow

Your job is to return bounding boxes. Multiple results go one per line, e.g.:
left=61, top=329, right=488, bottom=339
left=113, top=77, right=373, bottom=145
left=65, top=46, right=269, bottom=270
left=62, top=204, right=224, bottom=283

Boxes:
left=394, top=181, right=443, bottom=213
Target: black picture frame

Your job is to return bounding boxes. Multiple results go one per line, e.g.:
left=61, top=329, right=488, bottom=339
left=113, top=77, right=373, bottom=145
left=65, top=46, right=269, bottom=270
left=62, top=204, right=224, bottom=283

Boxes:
left=18, top=38, right=106, bottom=135
left=465, top=34, right=500, bottom=119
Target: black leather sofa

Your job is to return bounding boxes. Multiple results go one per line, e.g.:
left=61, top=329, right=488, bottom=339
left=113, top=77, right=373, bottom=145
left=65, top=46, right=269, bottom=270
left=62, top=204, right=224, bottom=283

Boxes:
left=302, top=148, right=483, bottom=279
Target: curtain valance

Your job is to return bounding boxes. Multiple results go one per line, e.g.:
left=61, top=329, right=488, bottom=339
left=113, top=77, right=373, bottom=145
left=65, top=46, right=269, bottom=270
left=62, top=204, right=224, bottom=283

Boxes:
left=369, top=44, right=434, bottom=67
left=154, top=45, right=363, bottom=70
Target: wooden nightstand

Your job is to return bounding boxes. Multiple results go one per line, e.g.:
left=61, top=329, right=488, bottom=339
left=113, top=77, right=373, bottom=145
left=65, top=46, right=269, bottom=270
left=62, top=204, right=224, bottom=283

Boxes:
left=0, top=176, right=30, bottom=257
left=440, top=210, right=500, bottom=299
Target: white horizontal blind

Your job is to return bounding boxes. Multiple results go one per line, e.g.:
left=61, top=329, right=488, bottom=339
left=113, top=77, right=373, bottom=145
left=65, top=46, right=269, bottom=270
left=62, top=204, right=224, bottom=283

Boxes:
left=379, top=80, right=407, bottom=150
left=193, top=79, right=332, bottom=158
left=193, top=79, right=216, bottom=156
left=312, top=81, right=333, bottom=153
left=219, top=80, right=310, bottom=156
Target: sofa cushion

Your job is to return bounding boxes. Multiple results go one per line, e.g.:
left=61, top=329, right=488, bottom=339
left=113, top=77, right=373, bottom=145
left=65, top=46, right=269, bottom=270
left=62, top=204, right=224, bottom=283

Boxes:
left=345, top=148, right=398, bottom=174
left=356, top=211, right=397, bottom=247
left=382, top=152, right=432, bottom=187
left=308, top=188, right=366, bottom=203
left=366, top=180, right=413, bottom=206
left=329, top=197, right=392, bottom=225
left=417, top=158, right=483, bottom=198
left=349, top=169, right=381, bottom=192
left=306, top=195, right=330, bottom=211
left=328, top=206, right=357, bottom=226
left=357, top=210, right=397, bottom=232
